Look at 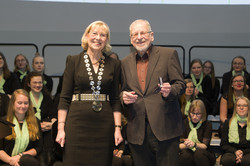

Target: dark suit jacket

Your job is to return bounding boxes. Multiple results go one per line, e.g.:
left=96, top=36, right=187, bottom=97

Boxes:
left=121, top=46, right=185, bottom=145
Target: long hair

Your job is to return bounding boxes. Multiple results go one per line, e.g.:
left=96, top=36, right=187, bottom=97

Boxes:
left=188, top=99, right=207, bottom=122
left=179, top=79, right=195, bottom=116
left=13, top=54, right=30, bottom=72
left=229, top=96, right=250, bottom=126
left=230, top=56, right=246, bottom=71
left=5, top=89, right=39, bottom=141
left=203, top=60, right=216, bottom=89
left=190, top=59, right=204, bottom=78
left=227, top=73, right=248, bottom=109
left=81, top=20, right=111, bottom=53
left=23, top=71, right=50, bottom=97
left=0, top=52, right=11, bottom=79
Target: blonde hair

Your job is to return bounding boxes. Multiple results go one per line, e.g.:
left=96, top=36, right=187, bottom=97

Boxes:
left=5, top=89, right=39, bottom=141
left=188, top=99, right=207, bottom=122
left=230, top=96, right=250, bottom=126
left=81, top=20, right=111, bottom=52
left=14, top=53, right=30, bottom=72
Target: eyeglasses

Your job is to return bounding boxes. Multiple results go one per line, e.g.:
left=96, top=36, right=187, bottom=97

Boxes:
left=233, top=62, right=244, bottom=66
left=190, top=112, right=201, bottom=116
left=130, top=31, right=151, bottom=38
left=236, top=104, right=248, bottom=108
left=233, top=80, right=244, bottom=83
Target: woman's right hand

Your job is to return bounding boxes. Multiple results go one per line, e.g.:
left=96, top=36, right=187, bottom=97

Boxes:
left=9, top=155, right=20, bottom=166
left=56, top=125, right=66, bottom=147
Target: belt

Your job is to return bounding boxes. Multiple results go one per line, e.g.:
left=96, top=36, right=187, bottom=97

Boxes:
left=72, top=94, right=109, bottom=101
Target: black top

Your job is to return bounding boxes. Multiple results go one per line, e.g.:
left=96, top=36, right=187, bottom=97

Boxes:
left=2, top=72, right=21, bottom=95
left=43, top=73, right=53, bottom=94
left=211, top=77, right=220, bottom=103
left=0, top=93, right=9, bottom=117
left=185, top=74, right=213, bottom=103
left=181, top=118, right=212, bottom=148
left=220, top=119, right=250, bottom=155
left=14, top=71, right=29, bottom=88
left=33, top=93, right=57, bottom=121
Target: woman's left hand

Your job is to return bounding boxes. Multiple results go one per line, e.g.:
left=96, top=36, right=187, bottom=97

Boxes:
left=40, top=121, right=52, bottom=132
left=114, top=128, right=123, bottom=146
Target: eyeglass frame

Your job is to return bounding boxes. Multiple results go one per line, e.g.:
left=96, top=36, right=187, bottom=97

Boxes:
left=130, top=31, right=152, bottom=38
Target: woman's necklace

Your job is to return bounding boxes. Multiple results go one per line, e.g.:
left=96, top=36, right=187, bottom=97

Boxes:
left=83, top=52, right=105, bottom=112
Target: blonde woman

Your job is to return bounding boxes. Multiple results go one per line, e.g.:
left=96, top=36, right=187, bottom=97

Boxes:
left=56, top=21, right=122, bottom=166
left=220, top=96, right=250, bottom=166
left=179, top=99, right=216, bottom=166
left=0, top=89, right=42, bottom=166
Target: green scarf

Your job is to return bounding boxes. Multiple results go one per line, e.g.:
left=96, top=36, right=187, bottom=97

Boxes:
left=191, top=72, right=203, bottom=93
left=18, top=70, right=27, bottom=81
left=232, top=70, right=244, bottom=77
left=30, top=91, right=43, bottom=120
left=188, top=120, right=202, bottom=151
left=11, top=117, right=29, bottom=156
left=184, top=100, right=192, bottom=116
left=228, top=114, right=250, bottom=144
left=43, top=80, right=47, bottom=86
left=0, top=74, right=6, bottom=94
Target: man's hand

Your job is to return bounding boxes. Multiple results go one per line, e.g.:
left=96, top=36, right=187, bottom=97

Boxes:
left=122, top=91, right=138, bottom=104
left=160, top=83, right=171, bottom=98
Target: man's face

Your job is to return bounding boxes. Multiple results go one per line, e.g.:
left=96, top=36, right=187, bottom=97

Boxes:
left=130, top=21, right=154, bottom=55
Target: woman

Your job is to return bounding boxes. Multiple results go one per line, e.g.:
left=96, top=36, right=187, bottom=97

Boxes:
left=220, top=96, right=250, bottom=166
left=203, top=60, right=220, bottom=104
left=13, top=54, right=30, bottom=88
left=24, top=71, right=57, bottom=165
left=221, top=56, right=250, bottom=95
left=56, top=20, right=123, bottom=165
left=0, top=52, right=21, bottom=96
left=179, top=99, right=216, bottom=166
left=0, top=89, right=42, bottom=166
left=185, top=59, right=213, bottom=114
left=32, top=53, right=53, bottom=93
left=220, top=73, right=248, bottom=123
left=179, top=78, right=196, bottom=119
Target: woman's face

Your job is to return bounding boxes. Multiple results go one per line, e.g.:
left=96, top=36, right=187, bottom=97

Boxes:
left=190, top=108, right=202, bottom=123
left=32, top=57, right=44, bottom=73
left=15, top=55, right=27, bottom=70
left=203, top=62, right=212, bottom=75
left=191, top=62, right=202, bottom=76
left=232, top=58, right=245, bottom=72
left=86, top=26, right=108, bottom=52
left=236, top=98, right=248, bottom=118
left=29, top=76, right=43, bottom=93
left=185, top=82, right=194, bottom=96
left=14, top=94, right=29, bottom=116
left=232, top=75, right=245, bottom=91
left=0, top=55, right=4, bottom=69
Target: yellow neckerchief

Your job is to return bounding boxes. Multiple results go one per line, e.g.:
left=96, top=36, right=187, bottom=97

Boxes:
left=188, top=118, right=202, bottom=151
left=11, top=117, right=29, bottom=156
left=29, top=91, right=43, bottom=120
left=228, top=114, right=250, bottom=144
left=191, top=72, right=203, bottom=93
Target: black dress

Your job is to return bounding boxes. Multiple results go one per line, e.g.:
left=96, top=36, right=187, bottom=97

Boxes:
left=58, top=52, right=121, bottom=166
